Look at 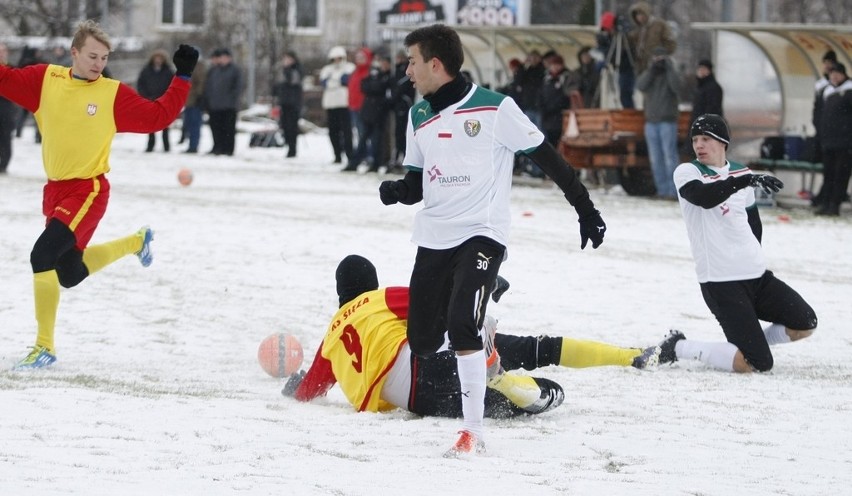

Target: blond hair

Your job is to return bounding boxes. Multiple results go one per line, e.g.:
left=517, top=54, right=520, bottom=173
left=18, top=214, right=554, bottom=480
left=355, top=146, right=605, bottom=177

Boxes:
left=71, top=20, right=112, bottom=51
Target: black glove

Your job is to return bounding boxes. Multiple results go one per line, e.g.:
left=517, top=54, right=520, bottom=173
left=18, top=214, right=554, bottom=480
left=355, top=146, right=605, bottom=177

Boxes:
left=281, top=370, right=306, bottom=397
left=749, top=174, right=784, bottom=195
left=491, top=275, right=510, bottom=303
left=379, top=180, right=406, bottom=205
left=173, top=44, right=199, bottom=78
left=578, top=209, right=606, bottom=250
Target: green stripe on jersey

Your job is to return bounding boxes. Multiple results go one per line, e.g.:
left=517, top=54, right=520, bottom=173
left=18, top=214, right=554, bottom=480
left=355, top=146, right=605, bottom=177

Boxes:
left=690, top=159, right=748, bottom=177
left=456, top=86, right=506, bottom=110
left=409, top=100, right=436, bottom=129
left=409, top=86, right=507, bottom=129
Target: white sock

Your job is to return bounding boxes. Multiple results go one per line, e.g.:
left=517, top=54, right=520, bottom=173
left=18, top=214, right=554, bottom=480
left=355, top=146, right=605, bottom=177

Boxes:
left=763, top=323, right=791, bottom=346
left=456, top=350, right=486, bottom=439
left=675, top=340, right=738, bottom=372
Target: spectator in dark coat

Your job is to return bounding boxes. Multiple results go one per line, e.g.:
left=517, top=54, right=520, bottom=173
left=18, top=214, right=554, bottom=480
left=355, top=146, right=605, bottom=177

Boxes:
left=497, top=58, right=524, bottom=104
left=518, top=50, right=545, bottom=127
left=136, top=49, right=175, bottom=152
left=203, top=48, right=243, bottom=156
left=0, top=43, right=16, bottom=173
left=346, top=54, right=393, bottom=173
left=810, top=50, right=837, bottom=206
left=276, top=51, right=303, bottom=158
left=596, top=11, right=636, bottom=109
left=573, top=46, right=600, bottom=108
left=181, top=58, right=206, bottom=153
left=390, top=49, right=415, bottom=170
left=538, top=55, right=573, bottom=147
left=691, top=59, right=723, bottom=123
left=815, top=63, right=852, bottom=216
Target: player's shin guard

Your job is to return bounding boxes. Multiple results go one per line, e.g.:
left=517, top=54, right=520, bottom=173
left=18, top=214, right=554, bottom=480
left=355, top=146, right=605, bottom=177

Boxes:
left=33, top=270, right=60, bottom=352
left=456, top=350, right=486, bottom=439
left=559, top=338, right=639, bottom=368
left=82, top=232, right=144, bottom=274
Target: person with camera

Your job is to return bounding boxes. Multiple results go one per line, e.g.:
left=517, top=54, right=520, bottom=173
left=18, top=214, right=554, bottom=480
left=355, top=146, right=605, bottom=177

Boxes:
left=627, top=1, right=677, bottom=76
left=596, top=11, right=636, bottom=109
left=636, top=47, right=681, bottom=199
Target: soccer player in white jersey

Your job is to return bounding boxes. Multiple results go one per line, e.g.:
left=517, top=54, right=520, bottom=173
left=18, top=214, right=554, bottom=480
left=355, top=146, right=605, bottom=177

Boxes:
left=662, top=114, right=817, bottom=373
left=378, top=24, right=606, bottom=457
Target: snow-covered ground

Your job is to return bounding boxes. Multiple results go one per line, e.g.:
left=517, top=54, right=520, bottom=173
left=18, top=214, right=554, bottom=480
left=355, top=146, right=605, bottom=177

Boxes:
left=1, top=125, right=850, bottom=495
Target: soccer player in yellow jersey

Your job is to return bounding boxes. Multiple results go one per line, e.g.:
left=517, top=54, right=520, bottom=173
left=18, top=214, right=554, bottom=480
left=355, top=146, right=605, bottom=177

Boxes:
left=284, top=256, right=660, bottom=428
left=0, top=20, right=199, bottom=369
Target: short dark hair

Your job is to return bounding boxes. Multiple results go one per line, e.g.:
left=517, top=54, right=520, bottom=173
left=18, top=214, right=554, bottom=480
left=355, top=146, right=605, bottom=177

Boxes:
left=404, top=24, right=464, bottom=77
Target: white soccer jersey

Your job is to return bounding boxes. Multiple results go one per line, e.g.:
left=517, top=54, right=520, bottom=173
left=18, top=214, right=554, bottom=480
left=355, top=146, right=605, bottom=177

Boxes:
left=403, top=84, right=545, bottom=249
left=673, top=160, right=766, bottom=283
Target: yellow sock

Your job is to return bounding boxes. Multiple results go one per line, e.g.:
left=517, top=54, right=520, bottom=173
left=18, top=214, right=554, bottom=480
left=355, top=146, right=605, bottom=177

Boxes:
left=34, top=270, right=60, bottom=353
left=487, top=373, right=541, bottom=409
left=559, top=338, right=640, bottom=368
left=82, top=232, right=142, bottom=275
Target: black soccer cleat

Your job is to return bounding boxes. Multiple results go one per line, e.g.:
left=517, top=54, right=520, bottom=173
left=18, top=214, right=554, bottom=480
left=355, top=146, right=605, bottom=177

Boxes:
left=491, top=275, right=510, bottom=303
left=658, top=330, right=686, bottom=365
left=526, top=377, right=565, bottom=414
left=631, top=345, right=661, bottom=370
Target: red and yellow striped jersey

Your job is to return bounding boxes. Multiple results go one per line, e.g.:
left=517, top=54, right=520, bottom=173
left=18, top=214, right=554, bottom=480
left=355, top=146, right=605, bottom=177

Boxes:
left=295, top=287, right=410, bottom=412
left=0, top=63, right=189, bottom=180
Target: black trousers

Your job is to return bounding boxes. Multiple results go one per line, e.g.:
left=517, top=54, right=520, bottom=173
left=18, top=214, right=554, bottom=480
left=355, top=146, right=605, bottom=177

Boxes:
left=700, top=270, right=817, bottom=372
left=208, top=109, right=237, bottom=155
left=393, top=109, right=407, bottom=164
left=407, top=334, right=563, bottom=418
left=0, top=112, right=14, bottom=171
left=146, top=128, right=170, bottom=152
left=407, top=236, right=506, bottom=355
left=279, top=103, right=300, bottom=155
left=820, top=148, right=852, bottom=210
left=326, top=107, right=352, bottom=162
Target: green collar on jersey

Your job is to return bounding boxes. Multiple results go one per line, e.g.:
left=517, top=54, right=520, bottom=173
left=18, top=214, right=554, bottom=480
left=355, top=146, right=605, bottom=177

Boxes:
left=690, top=159, right=747, bottom=177
left=409, top=85, right=507, bottom=130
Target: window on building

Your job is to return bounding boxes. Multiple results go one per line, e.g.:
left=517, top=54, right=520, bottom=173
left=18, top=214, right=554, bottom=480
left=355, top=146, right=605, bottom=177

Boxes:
left=162, top=0, right=205, bottom=26
left=294, top=0, right=318, bottom=28
left=275, top=0, right=320, bottom=30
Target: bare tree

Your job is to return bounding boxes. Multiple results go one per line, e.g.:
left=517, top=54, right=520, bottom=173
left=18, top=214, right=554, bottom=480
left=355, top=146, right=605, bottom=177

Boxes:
left=0, top=0, right=126, bottom=37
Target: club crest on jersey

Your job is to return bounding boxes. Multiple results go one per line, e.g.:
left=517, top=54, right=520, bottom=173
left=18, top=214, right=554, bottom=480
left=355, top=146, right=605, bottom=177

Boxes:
left=87, top=104, right=98, bottom=116
left=464, top=119, right=481, bottom=137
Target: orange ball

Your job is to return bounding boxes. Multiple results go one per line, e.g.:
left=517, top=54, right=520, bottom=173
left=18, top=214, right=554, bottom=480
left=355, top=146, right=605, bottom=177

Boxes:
left=177, top=168, right=193, bottom=186
left=257, top=333, right=304, bottom=378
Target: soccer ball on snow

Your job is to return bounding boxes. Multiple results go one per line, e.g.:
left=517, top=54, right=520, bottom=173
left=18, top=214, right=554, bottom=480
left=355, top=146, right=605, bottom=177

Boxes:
left=257, top=333, right=304, bottom=378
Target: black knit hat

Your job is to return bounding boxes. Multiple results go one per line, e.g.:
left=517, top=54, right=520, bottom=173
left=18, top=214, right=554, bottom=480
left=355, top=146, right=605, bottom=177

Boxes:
left=336, top=255, right=379, bottom=307
left=690, top=114, right=730, bottom=148
left=823, top=50, right=837, bottom=63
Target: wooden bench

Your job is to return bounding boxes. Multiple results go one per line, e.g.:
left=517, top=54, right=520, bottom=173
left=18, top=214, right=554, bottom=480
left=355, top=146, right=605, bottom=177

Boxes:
left=560, top=109, right=692, bottom=169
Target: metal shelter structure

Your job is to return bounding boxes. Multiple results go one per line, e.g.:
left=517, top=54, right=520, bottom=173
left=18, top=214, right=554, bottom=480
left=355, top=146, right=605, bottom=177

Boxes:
left=380, top=24, right=599, bottom=89
left=691, top=23, right=852, bottom=142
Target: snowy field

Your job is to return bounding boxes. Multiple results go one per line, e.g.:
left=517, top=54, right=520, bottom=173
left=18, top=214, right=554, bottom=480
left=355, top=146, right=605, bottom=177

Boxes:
left=1, top=125, right=850, bottom=496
